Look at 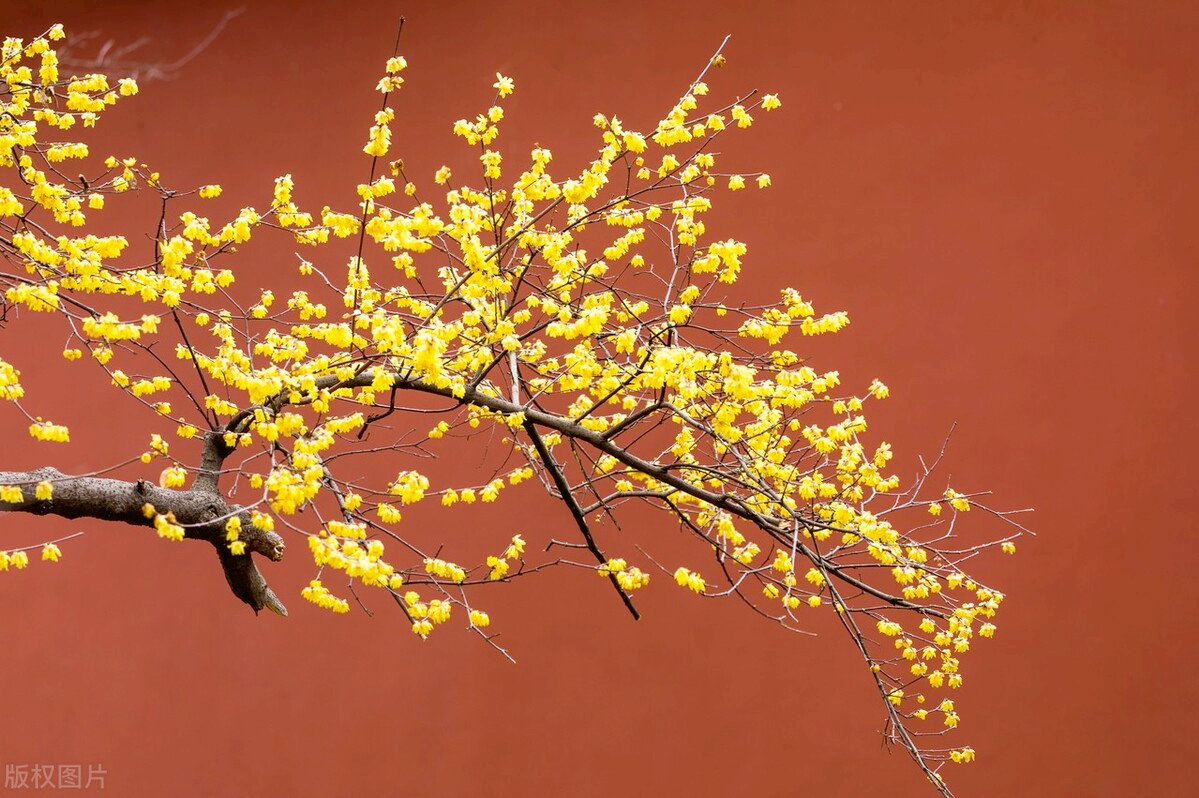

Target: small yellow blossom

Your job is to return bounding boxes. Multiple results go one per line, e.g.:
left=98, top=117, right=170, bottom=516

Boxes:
left=673, top=567, right=706, bottom=594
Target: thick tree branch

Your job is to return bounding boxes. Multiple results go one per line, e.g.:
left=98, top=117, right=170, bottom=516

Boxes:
left=0, top=467, right=286, bottom=615
left=194, top=428, right=235, bottom=494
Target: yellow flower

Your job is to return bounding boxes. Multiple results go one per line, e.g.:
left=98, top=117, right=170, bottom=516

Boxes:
left=949, top=748, right=975, bottom=764
left=876, top=619, right=903, bottom=636
left=29, top=420, right=70, bottom=443
left=389, top=470, right=429, bottom=504
left=159, top=466, right=187, bottom=488
left=487, top=556, right=509, bottom=581
left=153, top=512, right=185, bottom=541
left=503, top=535, right=525, bottom=559
left=672, top=567, right=706, bottom=593
left=41, top=543, right=62, bottom=562
left=364, top=120, right=392, bottom=157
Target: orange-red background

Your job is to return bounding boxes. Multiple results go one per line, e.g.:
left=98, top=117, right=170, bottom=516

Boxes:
left=3, top=1, right=1196, bottom=796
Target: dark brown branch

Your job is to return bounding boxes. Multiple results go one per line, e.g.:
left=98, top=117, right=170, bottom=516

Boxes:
left=523, top=420, right=640, bottom=621
left=193, top=428, right=236, bottom=493
left=0, top=466, right=286, bottom=615
left=357, top=382, right=400, bottom=440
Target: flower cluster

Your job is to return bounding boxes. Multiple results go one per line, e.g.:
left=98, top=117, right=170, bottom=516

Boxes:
left=0, top=26, right=1022, bottom=791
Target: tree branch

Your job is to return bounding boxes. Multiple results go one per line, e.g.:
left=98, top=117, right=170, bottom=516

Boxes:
left=523, top=420, right=640, bottom=620
left=0, top=467, right=286, bottom=615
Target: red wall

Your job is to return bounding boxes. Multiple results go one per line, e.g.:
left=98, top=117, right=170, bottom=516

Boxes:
left=3, top=2, right=1196, bottom=796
